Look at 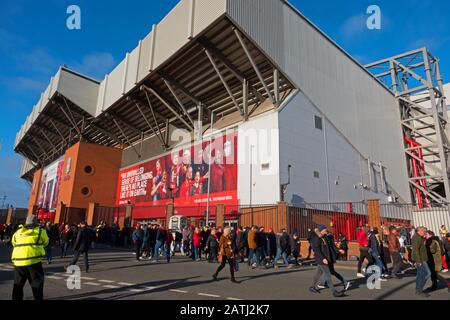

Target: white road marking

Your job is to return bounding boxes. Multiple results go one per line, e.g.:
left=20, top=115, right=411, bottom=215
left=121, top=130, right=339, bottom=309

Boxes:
left=98, top=279, right=116, bottom=283
left=103, top=285, right=120, bottom=289
left=81, top=277, right=96, bottom=280
left=226, top=297, right=243, bottom=300
left=117, top=282, right=135, bottom=286
left=139, top=286, right=158, bottom=291
left=170, top=289, right=188, bottom=293
left=128, top=288, right=145, bottom=292
left=47, top=276, right=64, bottom=280
left=84, top=282, right=101, bottom=286
left=198, top=293, right=221, bottom=298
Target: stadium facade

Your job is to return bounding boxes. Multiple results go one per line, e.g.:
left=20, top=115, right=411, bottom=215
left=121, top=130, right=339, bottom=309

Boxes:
left=14, top=0, right=450, bottom=228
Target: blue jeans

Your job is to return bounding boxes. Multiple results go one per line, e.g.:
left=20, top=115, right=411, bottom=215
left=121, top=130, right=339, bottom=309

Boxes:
left=164, top=244, right=171, bottom=262
left=371, top=252, right=384, bottom=274
left=416, top=262, right=431, bottom=291
left=248, top=248, right=256, bottom=265
left=273, top=248, right=289, bottom=267
left=153, top=240, right=164, bottom=259
left=192, top=246, right=201, bottom=260
left=45, top=246, right=53, bottom=262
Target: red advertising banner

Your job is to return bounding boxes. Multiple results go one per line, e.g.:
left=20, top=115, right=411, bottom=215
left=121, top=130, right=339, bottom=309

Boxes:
left=37, top=157, right=64, bottom=212
left=116, top=131, right=238, bottom=217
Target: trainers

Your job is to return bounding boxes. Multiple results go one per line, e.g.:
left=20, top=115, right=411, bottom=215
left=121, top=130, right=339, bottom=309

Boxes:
left=416, top=290, right=430, bottom=298
left=356, top=273, right=365, bottom=278
left=230, top=278, right=241, bottom=284
left=344, top=281, right=351, bottom=291
left=442, top=269, right=448, bottom=273
left=212, top=274, right=218, bottom=281
left=317, top=284, right=328, bottom=289
left=309, top=287, right=320, bottom=294
left=333, top=290, right=346, bottom=298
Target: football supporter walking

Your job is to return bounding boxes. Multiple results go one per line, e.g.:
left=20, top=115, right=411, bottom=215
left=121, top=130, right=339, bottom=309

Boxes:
left=412, top=226, right=431, bottom=297
left=308, top=224, right=346, bottom=298
left=356, top=224, right=372, bottom=277
left=212, top=227, right=240, bottom=283
left=132, top=224, right=144, bottom=261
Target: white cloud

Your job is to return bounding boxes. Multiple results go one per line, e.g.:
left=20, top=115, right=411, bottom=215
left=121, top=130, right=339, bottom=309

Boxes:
left=339, top=14, right=367, bottom=41
left=2, top=76, right=46, bottom=93
left=70, top=52, right=116, bottom=80
left=408, top=37, right=449, bottom=52
left=18, top=47, right=60, bottom=74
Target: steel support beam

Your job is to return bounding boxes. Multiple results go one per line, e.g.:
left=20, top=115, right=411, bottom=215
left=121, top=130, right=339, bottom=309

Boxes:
left=162, top=79, right=195, bottom=126
left=204, top=49, right=244, bottom=118
left=141, top=84, right=193, bottom=131
left=111, top=117, right=141, bottom=158
left=233, top=28, right=276, bottom=105
left=197, top=37, right=265, bottom=103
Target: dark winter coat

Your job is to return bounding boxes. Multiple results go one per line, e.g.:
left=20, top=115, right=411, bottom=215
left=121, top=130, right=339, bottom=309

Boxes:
left=311, top=230, right=338, bottom=265
left=411, top=233, right=428, bottom=263
left=73, top=227, right=92, bottom=252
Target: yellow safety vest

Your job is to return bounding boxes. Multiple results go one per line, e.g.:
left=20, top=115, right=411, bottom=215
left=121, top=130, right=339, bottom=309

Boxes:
left=11, top=226, right=49, bottom=267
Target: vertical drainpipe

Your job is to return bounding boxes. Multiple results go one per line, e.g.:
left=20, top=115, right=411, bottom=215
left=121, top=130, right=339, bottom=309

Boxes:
left=323, top=118, right=331, bottom=203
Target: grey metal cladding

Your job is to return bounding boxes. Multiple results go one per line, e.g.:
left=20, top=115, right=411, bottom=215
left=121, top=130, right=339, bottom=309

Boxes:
left=226, top=0, right=410, bottom=201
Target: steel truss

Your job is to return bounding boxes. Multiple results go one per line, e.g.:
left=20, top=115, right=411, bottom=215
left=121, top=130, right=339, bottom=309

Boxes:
left=366, top=48, right=450, bottom=206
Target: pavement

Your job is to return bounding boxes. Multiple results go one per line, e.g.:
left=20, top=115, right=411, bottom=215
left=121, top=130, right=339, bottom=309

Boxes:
left=0, top=242, right=449, bottom=300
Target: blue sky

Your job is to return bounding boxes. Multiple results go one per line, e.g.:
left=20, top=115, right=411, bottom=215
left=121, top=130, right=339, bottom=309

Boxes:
left=0, top=0, right=449, bottom=208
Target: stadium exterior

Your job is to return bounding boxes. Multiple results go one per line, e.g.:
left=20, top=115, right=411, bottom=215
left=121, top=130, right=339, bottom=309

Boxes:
left=13, top=0, right=450, bottom=232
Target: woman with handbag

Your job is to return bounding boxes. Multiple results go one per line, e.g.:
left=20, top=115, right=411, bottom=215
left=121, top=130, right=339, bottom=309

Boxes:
left=212, top=227, right=240, bottom=283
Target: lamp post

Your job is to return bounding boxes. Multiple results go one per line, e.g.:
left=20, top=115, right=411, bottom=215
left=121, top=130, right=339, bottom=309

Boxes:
left=250, top=145, right=255, bottom=224
left=206, top=112, right=214, bottom=226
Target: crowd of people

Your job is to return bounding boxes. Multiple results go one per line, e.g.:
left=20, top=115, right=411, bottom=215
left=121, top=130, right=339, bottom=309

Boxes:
left=4, top=215, right=450, bottom=300
left=129, top=223, right=307, bottom=269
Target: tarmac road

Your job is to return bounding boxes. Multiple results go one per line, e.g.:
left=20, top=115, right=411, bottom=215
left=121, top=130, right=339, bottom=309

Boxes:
left=0, top=243, right=448, bottom=300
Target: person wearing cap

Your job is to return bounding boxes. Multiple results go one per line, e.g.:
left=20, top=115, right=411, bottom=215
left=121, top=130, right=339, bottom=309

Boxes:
left=11, top=214, right=49, bottom=300
left=309, top=224, right=346, bottom=298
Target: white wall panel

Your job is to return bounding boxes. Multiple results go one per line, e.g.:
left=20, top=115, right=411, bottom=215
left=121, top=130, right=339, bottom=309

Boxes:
left=103, top=60, right=125, bottom=111
left=58, top=69, right=99, bottom=116
left=237, top=111, right=280, bottom=205
left=153, top=0, right=190, bottom=69
left=193, top=0, right=226, bottom=37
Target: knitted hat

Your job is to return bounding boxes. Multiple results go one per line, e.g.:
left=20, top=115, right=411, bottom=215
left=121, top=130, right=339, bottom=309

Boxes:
left=25, top=215, right=38, bottom=228
left=317, top=224, right=327, bottom=232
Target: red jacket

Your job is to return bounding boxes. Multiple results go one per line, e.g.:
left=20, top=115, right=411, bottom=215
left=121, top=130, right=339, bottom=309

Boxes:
left=193, top=232, right=202, bottom=247
left=356, top=229, right=369, bottom=247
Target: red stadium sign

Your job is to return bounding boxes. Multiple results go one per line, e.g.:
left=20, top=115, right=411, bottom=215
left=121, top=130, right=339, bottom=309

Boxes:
left=116, top=131, right=238, bottom=214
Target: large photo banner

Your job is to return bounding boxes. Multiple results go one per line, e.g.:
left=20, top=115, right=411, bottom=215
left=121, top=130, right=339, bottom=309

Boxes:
left=37, top=157, right=64, bottom=211
left=116, top=130, right=238, bottom=213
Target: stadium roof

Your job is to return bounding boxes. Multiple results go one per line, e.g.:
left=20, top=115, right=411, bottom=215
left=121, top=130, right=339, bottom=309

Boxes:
left=14, top=0, right=296, bottom=175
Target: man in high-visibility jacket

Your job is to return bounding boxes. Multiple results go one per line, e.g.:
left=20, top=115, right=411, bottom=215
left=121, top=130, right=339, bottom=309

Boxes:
left=11, top=214, right=49, bottom=300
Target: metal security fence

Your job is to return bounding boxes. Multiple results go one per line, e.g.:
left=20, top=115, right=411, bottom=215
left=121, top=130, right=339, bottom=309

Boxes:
left=288, top=206, right=368, bottom=240
left=380, top=203, right=450, bottom=235
left=296, top=202, right=369, bottom=215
